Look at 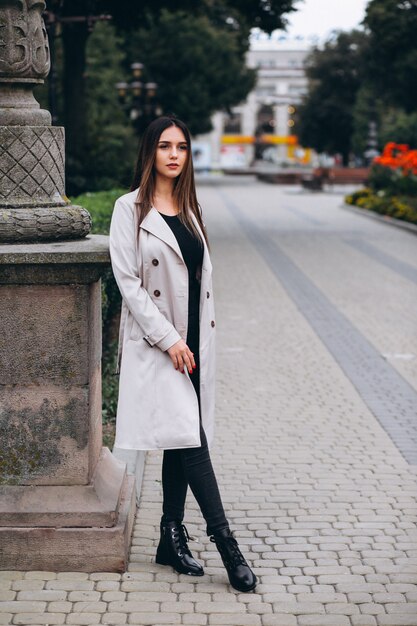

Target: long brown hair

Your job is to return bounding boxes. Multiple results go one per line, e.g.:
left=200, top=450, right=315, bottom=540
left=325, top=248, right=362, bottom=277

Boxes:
left=130, top=116, right=208, bottom=245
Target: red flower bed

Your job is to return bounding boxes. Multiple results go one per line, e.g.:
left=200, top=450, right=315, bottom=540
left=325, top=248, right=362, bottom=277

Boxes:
left=374, top=142, right=417, bottom=176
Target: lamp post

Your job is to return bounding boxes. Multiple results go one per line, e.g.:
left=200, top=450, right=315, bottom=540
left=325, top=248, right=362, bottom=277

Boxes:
left=116, top=62, right=162, bottom=134
left=364, top=120, right=379, bottom=166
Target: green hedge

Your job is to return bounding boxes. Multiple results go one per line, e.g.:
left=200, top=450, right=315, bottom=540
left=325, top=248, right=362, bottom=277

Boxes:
left=345, top=188, right=417, bottom=226
left=72, top=188, right=127, bottom=449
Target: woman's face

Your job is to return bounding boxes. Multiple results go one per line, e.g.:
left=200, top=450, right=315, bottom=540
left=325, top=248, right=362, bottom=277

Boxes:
left=154, top=125, right=188, bottom=181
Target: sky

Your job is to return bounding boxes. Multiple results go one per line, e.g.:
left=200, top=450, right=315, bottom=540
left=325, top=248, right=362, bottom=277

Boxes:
left=285, top=0, right=370, bottom=40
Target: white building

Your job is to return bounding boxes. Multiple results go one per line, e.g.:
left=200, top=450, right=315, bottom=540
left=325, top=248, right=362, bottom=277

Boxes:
left=194, top=30, right=316, bottom=170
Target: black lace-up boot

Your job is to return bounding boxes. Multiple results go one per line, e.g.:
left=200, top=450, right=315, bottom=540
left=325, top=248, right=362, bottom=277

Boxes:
left=210, top=527, right=257, bottom=592
left=155, top=520, right=204, bottom=576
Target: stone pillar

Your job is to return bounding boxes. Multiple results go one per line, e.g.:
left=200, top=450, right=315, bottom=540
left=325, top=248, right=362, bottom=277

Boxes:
left=0, top=1, right=135, bottom=571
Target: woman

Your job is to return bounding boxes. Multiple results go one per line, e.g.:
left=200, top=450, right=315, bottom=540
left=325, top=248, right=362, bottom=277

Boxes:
left=109, top=116, right=256, bottom=593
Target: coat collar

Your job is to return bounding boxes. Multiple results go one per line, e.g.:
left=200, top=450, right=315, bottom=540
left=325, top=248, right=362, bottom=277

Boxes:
left=140, top=206, right=183, bottom=261
left=140, top=206, right=212, bottom=274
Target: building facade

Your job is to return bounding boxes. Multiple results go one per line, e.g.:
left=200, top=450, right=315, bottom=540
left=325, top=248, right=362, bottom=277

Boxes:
left=194, top=30, right=316, bottom=170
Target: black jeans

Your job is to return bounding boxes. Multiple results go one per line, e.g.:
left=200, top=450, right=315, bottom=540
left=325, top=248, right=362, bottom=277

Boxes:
left=162, top=419, right=229, bottom=536
left=161, top=321, right=229, bottom=536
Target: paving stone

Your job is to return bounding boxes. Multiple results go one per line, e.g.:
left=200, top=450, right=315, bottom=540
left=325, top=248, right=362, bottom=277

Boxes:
left=209, top=616, right=261, bottom=625
left=183, top=615, right=207, bottom=625
left=12, top=614, right=65, bottom=625
left=109, top=602, right=161, bottom=613
left=0, top=603, right=46, bottom=613
left=101, top=613, right=127, bottom=624
left=296, top=593, right=347, bottom=603
left=160, top=602, right=194, bottom=613
left=67, top=591, right=100, bottom=602
left=195, top=602, right=246, bottom=614
left=125, top=592, right=177, bottom=602
left=247, top=603, right=273, bottom=614
left=47, top=602, right=73, bottom=613
left=72, top=601, right=107, bottom=613
left=385, top=603, right=417, bottom=613
left=297, top=617, right=350, bottom=626
left=351, top=618, right=377, bottom=626
left=11, top=581, right=44, bottom=592
left=101, top=591, right=126, bottom=601
left=261, top=616, right=297, bottom=626
left=325, top=603, right=359, bottom=614
left=24, top=573, right=57, bottom=581
left=348, top=593, right=373, bottom=603
left=89, top=573, right=121, bottom=581
left=359, top=604, right=386, bottom=615
left=65, top=614, right=101, bottom=625
left=0, top=592, right=15, bottom=602
left=45, top=582, right=94, bottom=592
left=373, top=593, right=406, bottom=603
left=16, top=591, right=66, bottom=602
left=128, top=614, right=181, bottom=624
left=376, top=617, right=417, bottom=626
left=95, top=581, right=121, bottom=592
left=0, top=574, right=23, bottom=581
left=272, top=603, right=326, bottom=615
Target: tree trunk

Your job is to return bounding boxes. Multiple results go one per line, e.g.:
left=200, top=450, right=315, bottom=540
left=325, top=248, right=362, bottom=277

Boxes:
left=62, top=22, right=90, bottom=193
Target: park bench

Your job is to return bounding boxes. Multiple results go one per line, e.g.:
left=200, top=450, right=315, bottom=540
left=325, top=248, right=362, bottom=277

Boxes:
left=257, top=171, right=305, bottom=184
left=301, top=167, right=370, bottom=190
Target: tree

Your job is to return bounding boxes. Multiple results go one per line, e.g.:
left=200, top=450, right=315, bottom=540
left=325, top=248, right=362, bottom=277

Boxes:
left=83, top=22, right=137, bottom=192
left=45, top=0, right=297, bottom=190
left=297, top=30, right=367, bottom=164
left=379, top=110, right=417, bottom=148
left=128, top=10, right=256, bottom=136
left=351, top=84, right=381, bottom=158
left=363, top=0, right=417, bottom=114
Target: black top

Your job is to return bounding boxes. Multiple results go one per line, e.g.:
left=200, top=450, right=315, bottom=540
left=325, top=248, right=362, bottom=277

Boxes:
left=160, top=213, right=204, bottom=325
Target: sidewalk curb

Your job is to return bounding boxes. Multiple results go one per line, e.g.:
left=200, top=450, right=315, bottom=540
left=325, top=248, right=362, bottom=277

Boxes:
left=341, top=202, right=417, bottom=235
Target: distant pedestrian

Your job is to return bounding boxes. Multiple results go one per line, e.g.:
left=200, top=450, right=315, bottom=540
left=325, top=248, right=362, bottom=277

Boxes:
left=109, top=116, right=256, bottom=592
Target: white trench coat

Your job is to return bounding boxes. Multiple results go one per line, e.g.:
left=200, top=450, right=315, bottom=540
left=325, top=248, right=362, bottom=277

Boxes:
left=109, top=190, right=216, bottom=450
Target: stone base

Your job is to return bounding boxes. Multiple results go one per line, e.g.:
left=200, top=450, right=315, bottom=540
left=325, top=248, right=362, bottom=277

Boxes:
left=0, top=473, right=136, bottom=572
left=0, top=448, right=127, bottom=527
left=113, top=447, right=146, bottom=507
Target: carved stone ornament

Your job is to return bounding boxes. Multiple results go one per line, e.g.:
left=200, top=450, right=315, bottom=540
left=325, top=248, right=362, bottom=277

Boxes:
left=0, top=0, right=92, bottom=242
left=0, top=0, right=50, bottom=80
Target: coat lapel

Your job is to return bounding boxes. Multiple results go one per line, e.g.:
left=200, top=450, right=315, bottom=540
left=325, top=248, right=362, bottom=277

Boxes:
left=140, top=207, right=212, bottom=275
left=140, top=207, right=184, bottom=261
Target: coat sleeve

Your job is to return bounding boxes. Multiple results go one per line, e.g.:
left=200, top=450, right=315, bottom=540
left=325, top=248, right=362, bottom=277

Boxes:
left=109, top=197, right=181, bottom=352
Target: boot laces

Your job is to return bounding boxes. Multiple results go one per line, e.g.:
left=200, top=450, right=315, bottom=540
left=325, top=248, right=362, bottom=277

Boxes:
left=171, top=523, right=192, bottom=557
left=210, top=535, right=247, bottom=568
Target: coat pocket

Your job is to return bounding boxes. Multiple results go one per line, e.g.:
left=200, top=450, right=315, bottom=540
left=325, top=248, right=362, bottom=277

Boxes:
left=129, top=316, right=142, bottom=342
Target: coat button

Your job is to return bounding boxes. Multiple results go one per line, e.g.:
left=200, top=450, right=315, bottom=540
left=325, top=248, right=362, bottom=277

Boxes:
left=152, top=258, right=159, bottom=266
left=154, top=290, right=161, bottom=297
left=211, top=320, right=215, bottom=328
left=206, top=291, right=210, bottom=298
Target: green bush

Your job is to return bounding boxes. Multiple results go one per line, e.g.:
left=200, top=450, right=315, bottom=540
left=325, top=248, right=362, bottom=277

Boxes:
left=368, top=164, right=417, bottom=196
left=71, top=188, right=128, bottom=444
left=73, top=188, right=125, bottom=234
left=345, top=187, right=417, bottom=225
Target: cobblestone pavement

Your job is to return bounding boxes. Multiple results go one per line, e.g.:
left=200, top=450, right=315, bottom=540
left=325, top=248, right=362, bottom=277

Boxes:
left=1, top=180, right=417, bottom=625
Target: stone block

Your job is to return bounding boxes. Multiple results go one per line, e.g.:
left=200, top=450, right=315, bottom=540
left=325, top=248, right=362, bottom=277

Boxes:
left=0, top=474, right=135, bottom=571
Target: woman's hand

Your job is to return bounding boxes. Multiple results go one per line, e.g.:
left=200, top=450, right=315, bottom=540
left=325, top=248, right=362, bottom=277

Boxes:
left=167, top=339, right=196, bottom=374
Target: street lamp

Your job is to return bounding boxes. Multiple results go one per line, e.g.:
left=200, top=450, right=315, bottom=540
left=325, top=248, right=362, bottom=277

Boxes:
left=364, top=120, right=379, bottom=165
left=116, top=63, right=162, bottom=133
